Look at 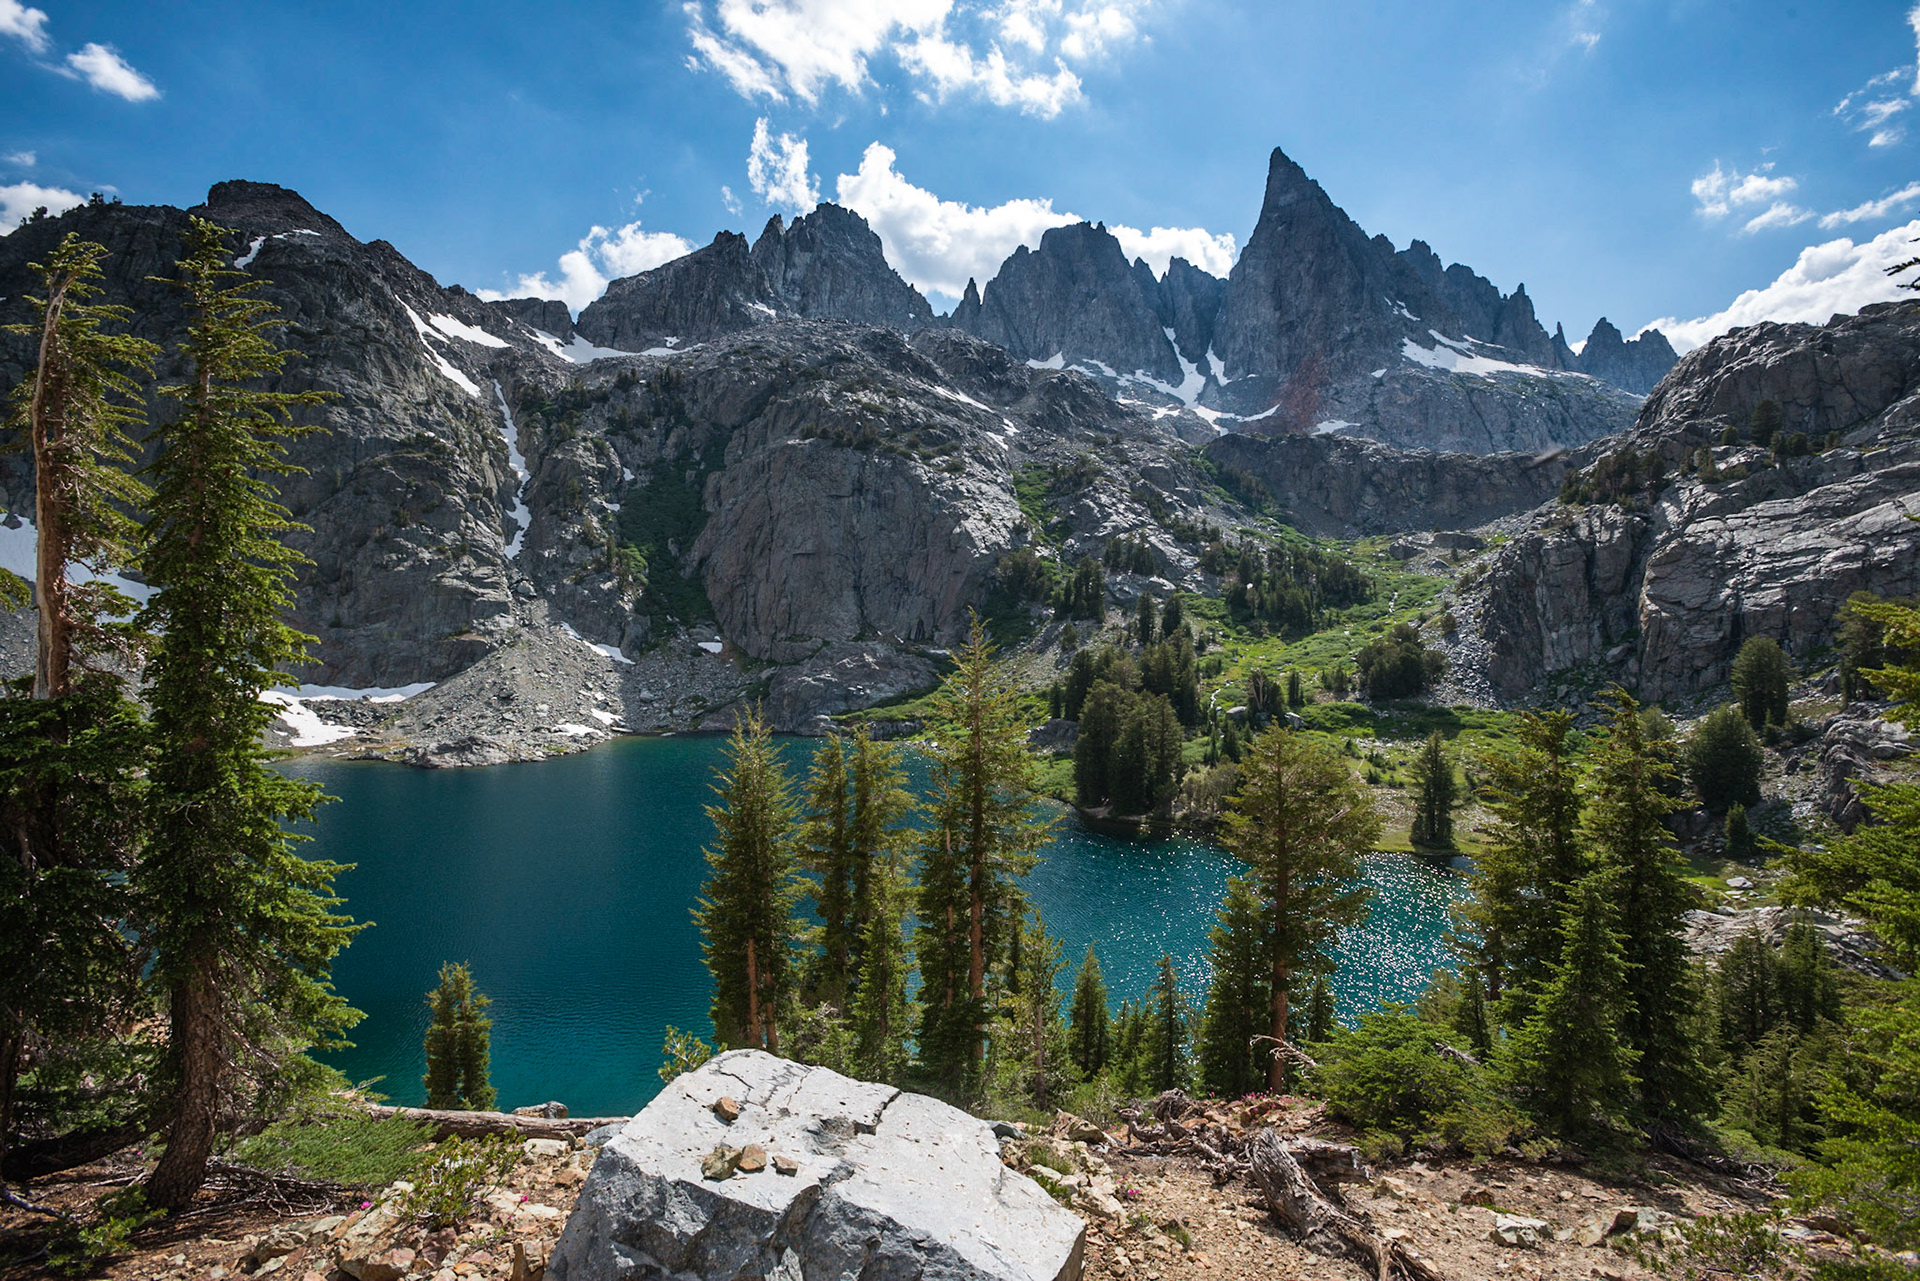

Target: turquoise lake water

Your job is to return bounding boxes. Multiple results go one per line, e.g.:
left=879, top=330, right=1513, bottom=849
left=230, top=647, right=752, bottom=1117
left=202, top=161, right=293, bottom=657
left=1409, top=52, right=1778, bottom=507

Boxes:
left=284, top=736, right=1465, bottom=1116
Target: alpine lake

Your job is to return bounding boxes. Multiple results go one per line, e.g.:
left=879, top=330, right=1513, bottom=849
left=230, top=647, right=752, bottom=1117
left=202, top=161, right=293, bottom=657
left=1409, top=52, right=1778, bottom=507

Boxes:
left=284, top=734, right=1466, bottom=1117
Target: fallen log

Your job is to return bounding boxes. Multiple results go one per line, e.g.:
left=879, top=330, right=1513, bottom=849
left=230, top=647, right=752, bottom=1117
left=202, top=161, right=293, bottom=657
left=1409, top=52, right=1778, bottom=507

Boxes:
left=361, top=1104, right=627, bottom=1140
left=1248, top=1128, right=1445, bottom=1281
left=2, top=1119, right=150, bottom=1181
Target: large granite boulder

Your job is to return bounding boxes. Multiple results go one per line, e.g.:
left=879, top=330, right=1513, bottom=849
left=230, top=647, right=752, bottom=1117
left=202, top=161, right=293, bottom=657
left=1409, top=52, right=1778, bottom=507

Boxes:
left=549, top=1051, right=1084, bottom=1281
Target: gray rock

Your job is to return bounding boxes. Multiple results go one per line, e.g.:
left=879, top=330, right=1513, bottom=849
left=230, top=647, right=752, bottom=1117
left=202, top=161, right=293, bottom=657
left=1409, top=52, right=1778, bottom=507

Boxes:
left=1489, top=1213, right=1550, bottom=1248
left=1682, top=905, right=1901, bottom=980
left=550, top=1050, right=1084, bottom=1281
left=751, top=204, right=933, bottom=332
left=576, top=230, right=788, bottom=352
left=1574, top=318, right=1678, bottom=395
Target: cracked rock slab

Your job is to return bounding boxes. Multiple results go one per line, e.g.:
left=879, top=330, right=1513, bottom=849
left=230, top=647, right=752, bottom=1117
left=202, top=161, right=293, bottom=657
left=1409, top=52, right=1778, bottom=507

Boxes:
left=549, top=1050, right=1084, bottom=1281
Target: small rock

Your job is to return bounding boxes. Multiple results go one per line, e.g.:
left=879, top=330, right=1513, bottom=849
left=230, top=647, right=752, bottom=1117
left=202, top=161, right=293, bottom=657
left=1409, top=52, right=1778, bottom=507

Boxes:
left=737, top=1144, right=768, bottom=1173
left=713, top=1095, right=742, bottom=1123
left=772, top=1153, right=799, bottom=1176
left=700, top=1145, right=742, bottom=1179
left=522, top=1137, right=570, bottom=1159
left=1374, top=1176, right=1416, bottom=1200
left=1726, top=876, right=1754, bottom=890
left=513, top=1101, right=569, bottom=1119
left=1461, top=1185, right=1496, bottom=1207
left=1489, top=1213, right=1549, bottom=1248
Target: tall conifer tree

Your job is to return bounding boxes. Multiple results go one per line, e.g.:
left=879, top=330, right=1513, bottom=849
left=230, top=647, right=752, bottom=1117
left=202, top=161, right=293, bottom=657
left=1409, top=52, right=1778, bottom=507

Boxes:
left=1407, top=731, right=1456, bottom=849
left=914, top=616, right=1052, bottom=1094
left=695, top=707, right=803, bottom=1053
left=1067, top=945, right=1110, bottom=1078
left=799, top=736, right=856, bottom=1007
left=1196, top=875, right=1271, bottom=1098
left=139, top=219, right=360, bottom=1209
left=1584, top=688, right=1710, bottom=1124
left=422, top=962, right=495, bottom=1111
left=0, top=235, right=155, bottom=1192
left=1219, top=728, right=1381, bottom=1089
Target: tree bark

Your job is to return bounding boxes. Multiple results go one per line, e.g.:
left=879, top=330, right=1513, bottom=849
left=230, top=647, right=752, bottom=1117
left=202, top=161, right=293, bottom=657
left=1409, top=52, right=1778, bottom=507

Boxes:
left=745, top=936, right=762, bottom=1050
left=1248, top=1128, right=1445, bottom=1281
left=145, top=958, right=221, bottom=1210
left=29, top=270, right=73, bottom=702
left=358, top=1105, right=626, bottom=1140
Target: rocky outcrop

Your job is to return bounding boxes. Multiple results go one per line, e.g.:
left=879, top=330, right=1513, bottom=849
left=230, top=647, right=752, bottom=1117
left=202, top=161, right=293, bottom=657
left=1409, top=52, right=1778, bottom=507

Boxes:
left=575, top=231, right=787, bottom=351
left=1204, top=431, right=1570, bottom=538
left=750, top=203, right=933, bottom=331
left=1573, top=319, right=1677, bottom=396
left=952, top=222, right=1186, bottom=387
left=550, top=1050, right=1085, bottom=1281
left=1464, top=301, right=1920, bottom=704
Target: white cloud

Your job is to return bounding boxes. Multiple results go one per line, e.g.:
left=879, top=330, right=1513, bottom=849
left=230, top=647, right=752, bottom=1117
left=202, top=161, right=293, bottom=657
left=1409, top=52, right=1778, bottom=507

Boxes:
left=683, top=0, right=1149, bottom=118
left=1831, top=8, right=1920, bottom=146
left=1692, top=162, right=1798, bottom=219
left=835, top=142, right=1077, bottom=297
left=480, top=222, right=696, bottom=313
left=1821, top=181, right=1920, bottom=228
left=1642, top=220, right=1920, bottom=353
left=0, top=180, right=82, bottom=230
left=1742, top=201, right=1812, bottom=234
left=832, top=141, right=1235, bottom=302
left=746, top=118, right=819, bottom=212
left=721, top=184, right=743, bottom=215
left=4, top=149, right=33, bottom=167
left=0, top=0, right=49, bottom=53
left=64, top=43, right=159, bottom=102
left=1110, top=223, right=1236, bottom=277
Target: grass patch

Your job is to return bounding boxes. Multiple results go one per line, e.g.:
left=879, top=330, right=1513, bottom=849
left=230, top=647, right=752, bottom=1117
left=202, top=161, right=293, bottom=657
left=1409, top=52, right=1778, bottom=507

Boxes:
left=226, top=1100, right=433, bottom=1188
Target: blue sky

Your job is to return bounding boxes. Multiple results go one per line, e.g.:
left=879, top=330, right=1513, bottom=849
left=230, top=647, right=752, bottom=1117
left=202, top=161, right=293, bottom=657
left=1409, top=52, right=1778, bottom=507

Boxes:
left=3, top=0, right=1918, bottom=348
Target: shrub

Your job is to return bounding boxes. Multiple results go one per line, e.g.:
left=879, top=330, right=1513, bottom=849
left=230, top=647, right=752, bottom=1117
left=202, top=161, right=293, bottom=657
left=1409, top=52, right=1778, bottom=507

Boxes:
left=659, top=1024, right=714, bottom=1082
left=401, top=1135, right=520, bottom=1229
left=1311, top=1008, right=1496, bottom=1148
left=228, top=1101, right=432, bottom=1188
left=1355, top=624, right=1445, bottom=700
left=47, top=1189, right=159, bottom=1278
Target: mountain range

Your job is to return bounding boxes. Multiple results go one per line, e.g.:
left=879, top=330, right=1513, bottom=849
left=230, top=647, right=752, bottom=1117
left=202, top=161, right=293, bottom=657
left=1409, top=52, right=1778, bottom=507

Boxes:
left=0, top=149, right=1911, bottom=766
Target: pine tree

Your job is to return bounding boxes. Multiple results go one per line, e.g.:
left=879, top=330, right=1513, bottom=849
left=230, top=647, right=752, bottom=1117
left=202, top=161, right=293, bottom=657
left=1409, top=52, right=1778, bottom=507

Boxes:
left=694, top=707, right=804, bottom=1052
left=1500, top=872, right=1639, bottom=1137
left=1067, top=945, right=1110, bottom=1077
left=1007, top=910, right=1073, bottom=1108
left=1144, top=953, right=1189, bottom=1093
left=138, top=219, right=361, bottom=1209
left=1304, top=973, right=1336, bottom=1044
left=914, top=616, right=1053, bottom=1094
left=1286, top=669, right=1304, bottom=709
left=847, top=726, right=916, bottom=987
left=1584, top=688, right=1710, bottom=1124
left=847, top=858, right=912, bottom=1084
left=799, top=736, right=856, bottom=1007
left=1220, top=714, right=1242, bottom=763
left=0, top=235, right=155, bottom=1191
left=1730, top=637, right=1791, bottom=730
left=1685, top=704, right=1764, bottom=814
left=1161, top=594, right=1184, bottom=638
left=1196, top=875, right=1270, bottom=1098
left=1136, top=593, right=1157, bottom=648
left=423, top=962, right=495, bottom=1110
left=1219, top=728, right=1382, bottom=1089
left=1774, top=920, right=1839, bottom=1034
left=1407, top=731, right=1456, bottom=849
left=1456, top=710, right=1583, bottom=1015
left=1713, top=928, right=1779, bottom=1058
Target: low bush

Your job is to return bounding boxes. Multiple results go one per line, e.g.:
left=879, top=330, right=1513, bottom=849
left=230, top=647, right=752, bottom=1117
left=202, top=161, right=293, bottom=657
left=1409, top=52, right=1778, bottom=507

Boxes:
left=228, top=1100, right=433, bottom=1188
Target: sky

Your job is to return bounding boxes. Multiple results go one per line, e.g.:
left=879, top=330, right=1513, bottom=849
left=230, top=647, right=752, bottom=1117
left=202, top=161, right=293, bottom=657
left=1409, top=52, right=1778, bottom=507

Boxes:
left=3, top=0, right=1919, bottom=350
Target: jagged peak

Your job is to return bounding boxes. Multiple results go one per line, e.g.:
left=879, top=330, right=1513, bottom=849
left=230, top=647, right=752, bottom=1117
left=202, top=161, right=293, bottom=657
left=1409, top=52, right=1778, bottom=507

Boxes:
left=197, top=179, right=350, bottom=239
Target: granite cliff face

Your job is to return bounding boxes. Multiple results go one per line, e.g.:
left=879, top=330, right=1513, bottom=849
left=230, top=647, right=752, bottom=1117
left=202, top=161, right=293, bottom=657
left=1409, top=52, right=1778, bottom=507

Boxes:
left=750, top=203, right=934, bottom=331
left=1463, top=301, right=1920, bottom=704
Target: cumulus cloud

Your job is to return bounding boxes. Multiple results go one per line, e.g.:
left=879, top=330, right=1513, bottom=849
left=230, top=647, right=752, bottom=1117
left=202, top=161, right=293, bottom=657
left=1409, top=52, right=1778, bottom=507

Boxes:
left=0, top=0, right=49, bottom=53
left=1642, top=220, right=1920, bottom=353
left=479, top=222, right=696, bottom=313
left=1821, top=181, right=1920, bottom=229
left=1692, top=162, right=1798, bottom=219
left=832, top=141, right=1235, bottom=303
left=1110, top=223, right=1236, bottom=277
left=1, top=180, right=83, bottom=230
left=746, top=118, right=819, bottom=213
left=1743, top=201, right=1812, bottom=234
left=64, top=42, right=159, bottom=101
left=683, top=0, right=1151, bottom=118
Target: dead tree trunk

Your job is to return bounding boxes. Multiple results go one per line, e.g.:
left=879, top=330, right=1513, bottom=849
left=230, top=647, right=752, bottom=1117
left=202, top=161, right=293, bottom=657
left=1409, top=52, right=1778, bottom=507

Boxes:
left=1247, top=1128, right=1445, bottom=1281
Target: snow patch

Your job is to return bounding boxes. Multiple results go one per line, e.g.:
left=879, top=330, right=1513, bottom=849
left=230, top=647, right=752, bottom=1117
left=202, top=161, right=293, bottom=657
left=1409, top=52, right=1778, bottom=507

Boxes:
left=1313, top=419, right=1358, bottom=436
left=278, top=681, right=435, bottom=703
left=258, top=690, right=357, bottom=747
left=932, top=384, right=991, bottom=413
left=400, top=302, right=481, bottom=397
left=697, top=639, right=724, bottom=655
left=1390, top=298, right=1420, bottom=321
left=1401, top=331, right=1542, bottom=379
left=1026, top=352, right=1066, bottom=371
left=747, top=302, right=777, bottom=319
left=1370, top=368, right=1387, bottom=379
left=529, top=328, right=630, bottom=364
left=588, top=708, right=619, bottom=726
left=234, top=236, right=267, bottom=270
left=552, top=722, right=598, bottom=737
left=1205, top=346, right=1236, bottom=384
left=492, top=382, right=533, bottom=559
left=559, top=621, right=634, bottom=664
left=428, top=313, right=509, bottom=348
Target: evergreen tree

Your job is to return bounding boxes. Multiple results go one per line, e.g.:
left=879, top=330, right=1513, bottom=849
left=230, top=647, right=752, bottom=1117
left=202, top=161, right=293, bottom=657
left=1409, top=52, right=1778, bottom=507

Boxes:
left=1144, top=953, right=1189, bottom=1093
left=422, top=962, right=495, bottom=1110
left=1584, top=688, right=1710, bottom=1124
left=1775, top=920, right=1840, bottom=1035
left=1136, top=592, right=1157, bottom=648
left=1685, top=704, right=1764, bottom=814
left=138, top=220, right=362, bottom=1209
left=0, top=235, right=155, bottom=1190
left=1724, top=803, right=1754, bottom=859
left=1220, top=714, right=1242, bottom=763
left=1713, top=928, right=1779, bottom=1058
left=1196, top=875, right=1270, bottom=1098
left=1500, top=872, right=1639, bottom=1137
left=695, top=707, right=804, bottom=1052
left=1067, top=945, right=1110, bottom=1077
left=1160, top=594, right=1184, bottom=638
left=847, top=859, right=912, bottom=1084
left=914, top=616, right=1052, bottom=1094
left=1286, top=669, right=1304, bottom=709
left=1407, top=731, right=1456, bottom=849
left=847, top=726, right=916, bottom=986
left=1007, top=909, right=1073, bottom=1108
left=1219, top=728, right=1382, bottom=1089
left=1749, top=397, right=1782, bottom=447
left=1729, top=637, right=1791, bottom=730
left=1457, top=711, right=1583, bottom=1015
left=799, top=736, right=855, bottom=1007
